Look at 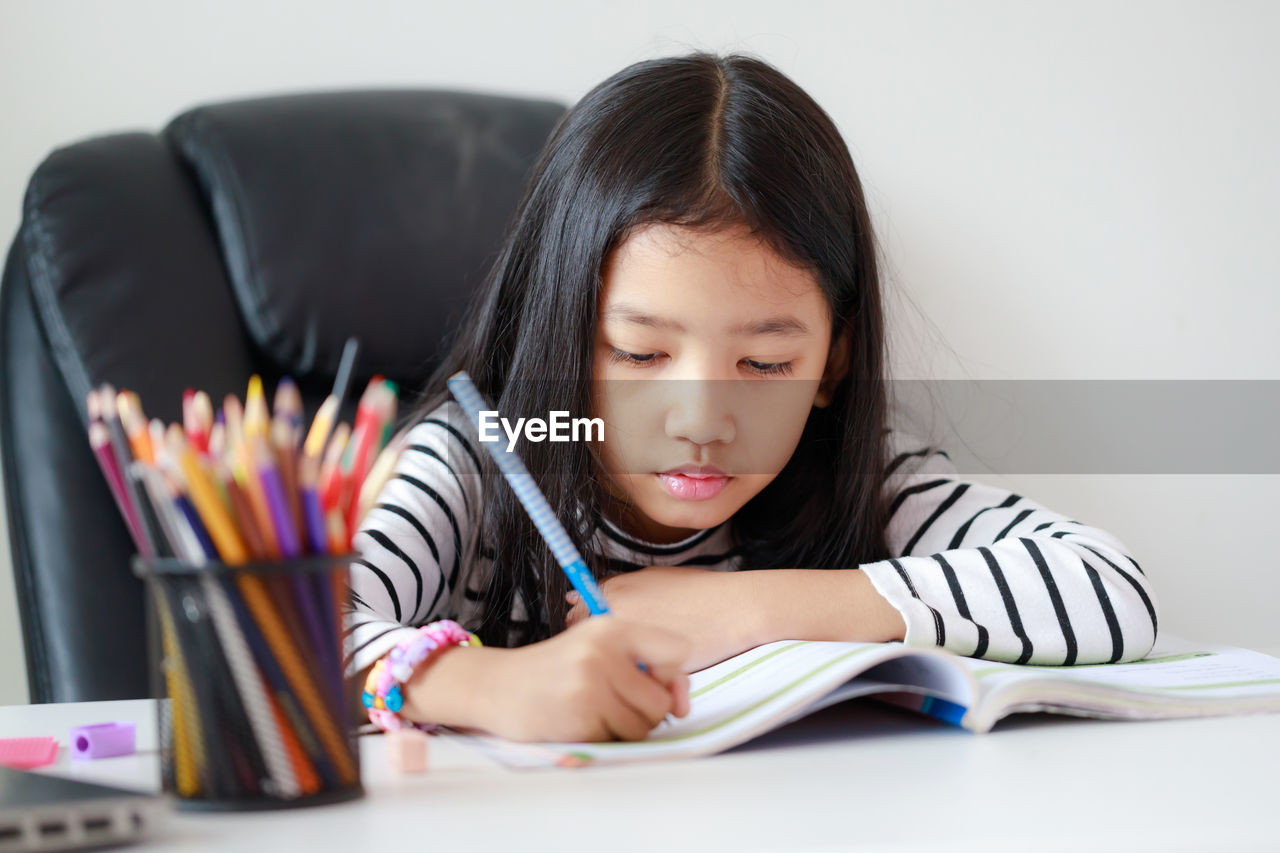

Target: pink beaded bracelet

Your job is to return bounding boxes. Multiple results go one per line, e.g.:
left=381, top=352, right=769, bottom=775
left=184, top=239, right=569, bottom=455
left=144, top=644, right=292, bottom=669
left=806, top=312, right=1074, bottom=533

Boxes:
left=362, top=620, right=481, bottom=733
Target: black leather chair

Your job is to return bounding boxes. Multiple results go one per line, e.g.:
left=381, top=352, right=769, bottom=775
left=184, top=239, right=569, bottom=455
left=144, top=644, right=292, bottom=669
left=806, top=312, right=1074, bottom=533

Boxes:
left=1, top=89, right=565, bottom=703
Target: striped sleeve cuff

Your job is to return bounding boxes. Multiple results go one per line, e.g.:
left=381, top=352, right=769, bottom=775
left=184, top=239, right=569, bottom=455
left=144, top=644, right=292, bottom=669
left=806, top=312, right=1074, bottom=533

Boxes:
left=859, top=559, right=945, bottom=650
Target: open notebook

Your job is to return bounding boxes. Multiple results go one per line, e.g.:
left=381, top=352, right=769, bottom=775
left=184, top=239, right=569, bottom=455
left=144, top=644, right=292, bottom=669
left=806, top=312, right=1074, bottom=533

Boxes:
left=449, top=634, right=1280, bottom=767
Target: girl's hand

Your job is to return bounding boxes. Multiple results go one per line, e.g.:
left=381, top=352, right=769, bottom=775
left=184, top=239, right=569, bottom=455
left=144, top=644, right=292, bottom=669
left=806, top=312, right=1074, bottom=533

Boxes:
left=408, top=616, right=691, bottom=743
left=566, top=566, right=759, bottom=672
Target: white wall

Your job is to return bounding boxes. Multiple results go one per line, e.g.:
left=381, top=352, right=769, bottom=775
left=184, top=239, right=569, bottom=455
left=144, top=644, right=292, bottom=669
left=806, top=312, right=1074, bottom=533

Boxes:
left=1, top=0, right=1276, bottom=705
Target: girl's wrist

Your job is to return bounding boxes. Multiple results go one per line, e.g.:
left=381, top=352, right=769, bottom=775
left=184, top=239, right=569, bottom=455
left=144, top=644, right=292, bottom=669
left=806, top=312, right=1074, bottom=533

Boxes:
left=400, top=643, right=507, bottom=731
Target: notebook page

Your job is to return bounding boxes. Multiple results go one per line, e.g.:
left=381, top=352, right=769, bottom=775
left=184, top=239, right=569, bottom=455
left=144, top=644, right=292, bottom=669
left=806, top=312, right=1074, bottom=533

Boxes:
left=451, top=640, right=961, bottom=767
left=958, top=635, right=1280, bottom=731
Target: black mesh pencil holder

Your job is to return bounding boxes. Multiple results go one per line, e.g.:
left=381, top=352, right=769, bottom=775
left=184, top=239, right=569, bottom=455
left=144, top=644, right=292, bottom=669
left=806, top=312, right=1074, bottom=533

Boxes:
left=134, top=554, right=363, bottom=811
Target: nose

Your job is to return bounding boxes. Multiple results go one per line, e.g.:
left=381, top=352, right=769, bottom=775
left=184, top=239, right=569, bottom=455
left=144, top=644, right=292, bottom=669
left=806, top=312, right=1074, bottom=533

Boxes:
left=664, top=378, right=736, bottom=447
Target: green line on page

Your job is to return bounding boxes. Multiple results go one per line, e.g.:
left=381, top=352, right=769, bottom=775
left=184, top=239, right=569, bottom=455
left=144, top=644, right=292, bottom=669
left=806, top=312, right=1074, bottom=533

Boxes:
left=689, top=642, right=809, bottom=699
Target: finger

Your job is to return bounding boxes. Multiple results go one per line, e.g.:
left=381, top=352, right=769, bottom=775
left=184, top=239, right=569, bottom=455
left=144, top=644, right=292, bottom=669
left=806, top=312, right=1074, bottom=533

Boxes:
left=669, top=672, right=691, bottom=718
left=601, top=683, right=660, bottom=742
left=607, top=619, right=691, bottom=684
left=610, top=656, right=677, bottom=727
left=565, top=602, right=586, bottom=626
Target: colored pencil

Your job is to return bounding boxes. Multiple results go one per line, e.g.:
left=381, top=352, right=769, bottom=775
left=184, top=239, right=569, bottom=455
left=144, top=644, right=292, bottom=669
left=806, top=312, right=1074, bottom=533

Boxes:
left=189, top=391, right=213, bottom=454
left=88, top=419, right=146, bottom=552
left=317, top=423, right=351, bottom=513
left=168, top=426, right=248, bottom=565
left=337, top=378, right=385, bottom=531
left=300, top=337, right=359, bottom=464
left=99, top=384, right=158, bottom=557
left=224, top=396, right=281, bottom=559
left=149, top=418, right=165, bottom=463
left=245, top=376, right=270, bottom=441
left=270, top=416, right=307, bottom=549
left=273, top=377, right=305, bottom=446
left=251, top=435, right=302, bottom=560
left=213, top=455, right=269, bottom=562
left=302, top=397, right=340, bottom=461
left=355, top=435, right=405, bottom=529
left=118, top=391, right=154, bottom=464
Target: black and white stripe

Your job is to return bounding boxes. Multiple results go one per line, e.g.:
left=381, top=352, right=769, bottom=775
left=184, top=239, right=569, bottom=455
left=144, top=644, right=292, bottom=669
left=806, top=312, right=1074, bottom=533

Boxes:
left=860, top=437, right=1159, bottom=664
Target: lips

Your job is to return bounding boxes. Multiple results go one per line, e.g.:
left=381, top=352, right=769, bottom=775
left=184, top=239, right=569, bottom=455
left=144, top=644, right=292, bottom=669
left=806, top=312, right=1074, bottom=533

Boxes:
left=660, top=464, right=728, bottom=478
left=656, top=465, right=731, bottom=501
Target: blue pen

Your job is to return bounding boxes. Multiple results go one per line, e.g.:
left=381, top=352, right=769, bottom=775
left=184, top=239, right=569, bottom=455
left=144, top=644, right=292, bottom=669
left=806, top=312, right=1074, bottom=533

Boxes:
left=447, top=371, right=613, bottom=615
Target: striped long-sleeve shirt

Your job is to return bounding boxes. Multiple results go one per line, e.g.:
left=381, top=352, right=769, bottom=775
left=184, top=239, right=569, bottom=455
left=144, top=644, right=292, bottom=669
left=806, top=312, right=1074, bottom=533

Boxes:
left=344, top=401, right=1160, bottom=675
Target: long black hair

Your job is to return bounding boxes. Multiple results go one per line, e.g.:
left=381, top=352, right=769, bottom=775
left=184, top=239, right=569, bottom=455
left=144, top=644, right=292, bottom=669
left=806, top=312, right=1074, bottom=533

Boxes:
left=406, top=52, right=893, bottom=646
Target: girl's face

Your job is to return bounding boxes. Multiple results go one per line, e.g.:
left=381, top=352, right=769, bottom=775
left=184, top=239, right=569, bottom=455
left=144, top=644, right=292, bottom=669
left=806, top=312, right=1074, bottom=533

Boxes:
left=591, top=222, right=847, bottom=544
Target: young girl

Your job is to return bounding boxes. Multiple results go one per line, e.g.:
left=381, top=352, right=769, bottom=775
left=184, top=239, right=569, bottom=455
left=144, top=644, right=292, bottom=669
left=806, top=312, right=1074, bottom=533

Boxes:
left=348, top=52, right=1159, bottom=743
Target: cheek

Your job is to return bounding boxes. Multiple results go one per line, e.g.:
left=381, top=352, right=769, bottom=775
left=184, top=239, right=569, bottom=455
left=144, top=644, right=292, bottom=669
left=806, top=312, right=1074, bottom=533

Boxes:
left=731, top=380, right=820, bottom=474
left=590, top=404, right=650, bottom=507
left=591, top=379, right=668, bottom=470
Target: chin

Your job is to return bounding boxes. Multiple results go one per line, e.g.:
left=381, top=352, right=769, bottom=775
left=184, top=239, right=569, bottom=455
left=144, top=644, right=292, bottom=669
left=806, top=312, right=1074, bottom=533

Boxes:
left=642, top=496, right=739, bottom=532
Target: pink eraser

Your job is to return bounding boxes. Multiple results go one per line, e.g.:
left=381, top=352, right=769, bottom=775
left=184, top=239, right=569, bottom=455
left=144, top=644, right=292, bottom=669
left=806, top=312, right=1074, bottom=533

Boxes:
left=69, top=722, right=136, bottom=760
left=386, top=729, right=430, bottom=773
left=0, top=736, right=59, bottom=769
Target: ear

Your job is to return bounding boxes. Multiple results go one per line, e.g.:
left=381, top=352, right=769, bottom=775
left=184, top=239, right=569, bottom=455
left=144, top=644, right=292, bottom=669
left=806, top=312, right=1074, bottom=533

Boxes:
left=814, top=326, right=851, bottom=409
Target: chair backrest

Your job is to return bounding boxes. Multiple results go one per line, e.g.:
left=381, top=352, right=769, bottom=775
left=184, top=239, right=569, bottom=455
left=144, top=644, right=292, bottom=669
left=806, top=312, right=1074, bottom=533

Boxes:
left=1, top=89, right=564, bottom=702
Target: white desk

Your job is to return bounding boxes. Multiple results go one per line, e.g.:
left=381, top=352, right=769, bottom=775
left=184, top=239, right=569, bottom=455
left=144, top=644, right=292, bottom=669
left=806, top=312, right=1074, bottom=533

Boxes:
left=2, top=697, right=1277, bottom=852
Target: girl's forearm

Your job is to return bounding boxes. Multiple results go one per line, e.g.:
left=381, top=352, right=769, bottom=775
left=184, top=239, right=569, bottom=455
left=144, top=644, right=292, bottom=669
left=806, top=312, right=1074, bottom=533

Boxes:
left=737, top=569, right=907, bottom=647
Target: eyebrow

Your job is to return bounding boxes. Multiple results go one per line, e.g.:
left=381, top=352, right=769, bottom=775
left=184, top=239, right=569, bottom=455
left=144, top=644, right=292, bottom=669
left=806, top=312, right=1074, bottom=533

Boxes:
left=603, top=304, right=812, bottom=337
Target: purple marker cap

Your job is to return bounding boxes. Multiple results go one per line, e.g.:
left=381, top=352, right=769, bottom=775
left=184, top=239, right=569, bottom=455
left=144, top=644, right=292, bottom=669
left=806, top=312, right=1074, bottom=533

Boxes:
left=69, top=722, right=136, bottom=760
